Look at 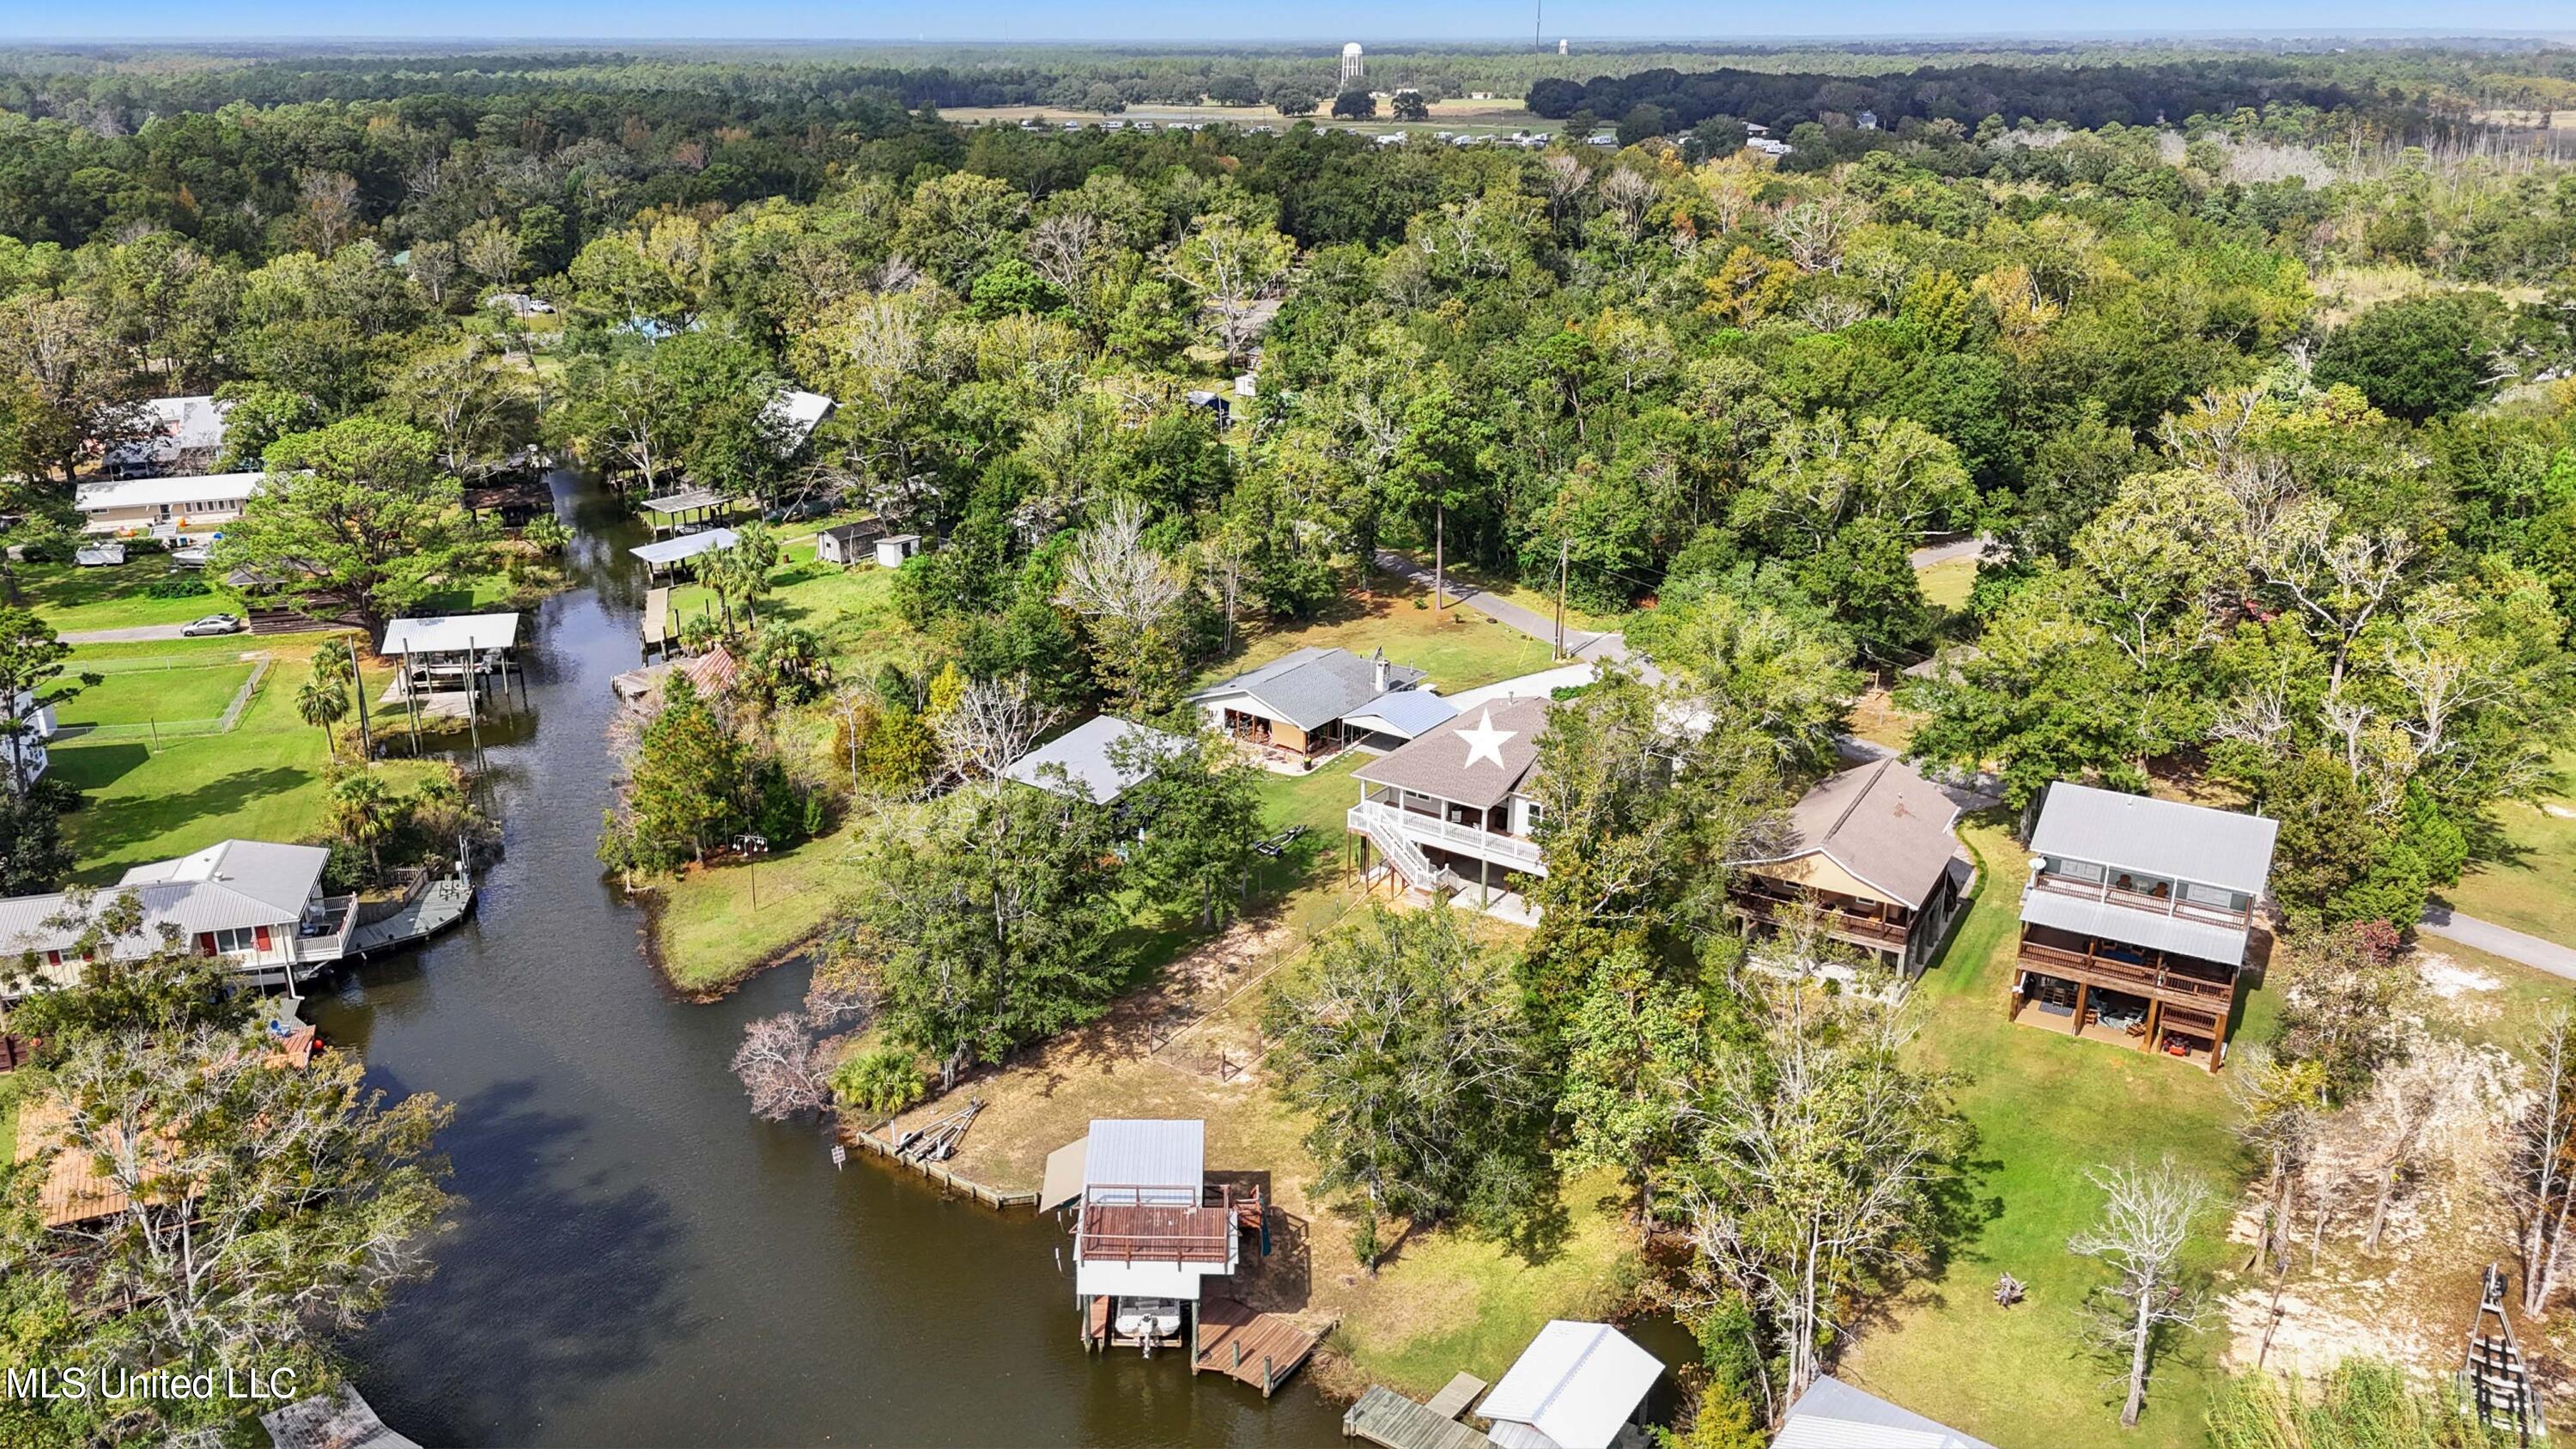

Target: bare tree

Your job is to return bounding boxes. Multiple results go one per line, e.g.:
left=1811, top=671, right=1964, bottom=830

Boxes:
left=1538, top=152, right=1591, bottom=226
left=297, top=169, right=362, bottom=254
left=1767, top=195, right=1862, bottom=275
left=1166, top=210, right=1291, bottom=365
left=2069, top=1155, right=2212, bottom=1428
left=2352, top=1035, right=2506, bottom=1254
left=2511, top=1011, right=2576, bottom=1317
left=932, top=673, right=1058, bottom=783
left=731, top=1013, right=831, bottom=1120
left=1054, top=496, right=1182, bottom=632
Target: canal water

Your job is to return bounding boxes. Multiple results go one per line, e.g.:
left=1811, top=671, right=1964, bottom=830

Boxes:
left=311, top=471, right=1352, bottom=1446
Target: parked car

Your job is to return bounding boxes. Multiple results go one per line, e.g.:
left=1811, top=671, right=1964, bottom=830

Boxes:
left=181, top=613, right=244, bottom=636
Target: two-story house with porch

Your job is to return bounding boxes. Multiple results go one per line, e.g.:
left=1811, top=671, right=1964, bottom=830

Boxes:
left=1346, top=697, right=1549, bottom=921
left=1728, top=757, right=1969, bottom=979
left=2011, top=782, right=2279, bottom=1072
left=0, top=839, right=358, bottom=999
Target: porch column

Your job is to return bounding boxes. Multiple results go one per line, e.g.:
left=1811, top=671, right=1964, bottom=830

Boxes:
left=2071, top=981, right=2088, bottom=1038
left=2142, top=997, right=2163, bottom=1054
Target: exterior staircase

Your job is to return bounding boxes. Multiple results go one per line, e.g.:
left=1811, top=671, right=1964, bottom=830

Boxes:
left=1349, top=807, right=1448, bottom=895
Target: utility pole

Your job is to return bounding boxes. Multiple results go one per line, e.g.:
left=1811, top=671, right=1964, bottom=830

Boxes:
left=1553, top=537, right=1570, bottom=659
left=400, top=646, right=421, bottom=756
left=346, top=636, right=373, bottom=762
left=1433, top=503, right=1445, bottom=617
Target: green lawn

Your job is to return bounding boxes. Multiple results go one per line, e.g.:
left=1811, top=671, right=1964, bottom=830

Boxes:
left=1918, top=557, right=1978, bottom=612
left=12, top=557, right=234, bottom=634
left=652, top=823, right=863, bottom=995
left=58, top=657, right=260, bottom=729
left=2444, top=746, right=2576, bottom=947
left=1839, top=817, right=2258, bottom=1449
left=1203, top=583, right=1562, bottom=697
left=52, top=636, right=440, bottom=881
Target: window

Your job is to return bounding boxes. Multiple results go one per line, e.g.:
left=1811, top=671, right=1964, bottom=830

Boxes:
left=2051, top=858, right=2105, bottom=884
left=209, top=925, right=261, bottom=953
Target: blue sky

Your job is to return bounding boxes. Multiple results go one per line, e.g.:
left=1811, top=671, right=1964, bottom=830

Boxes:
left=0, top=3, right=2562, bottom=43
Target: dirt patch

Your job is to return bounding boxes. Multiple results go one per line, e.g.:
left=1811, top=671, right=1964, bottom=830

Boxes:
left=2418, top=952, right=2503, bottom=1002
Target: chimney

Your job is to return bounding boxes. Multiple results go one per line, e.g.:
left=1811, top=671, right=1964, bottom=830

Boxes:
left=1371, top=647, right=1390, bottom=694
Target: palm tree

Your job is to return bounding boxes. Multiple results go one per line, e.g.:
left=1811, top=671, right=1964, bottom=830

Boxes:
left=328, top=770, right=397, bottom=880
left=298, top=675, right=350, bottom=758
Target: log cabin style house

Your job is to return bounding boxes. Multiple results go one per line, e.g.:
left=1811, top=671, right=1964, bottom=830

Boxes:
left=1728, top=757, right=1969, bottom=978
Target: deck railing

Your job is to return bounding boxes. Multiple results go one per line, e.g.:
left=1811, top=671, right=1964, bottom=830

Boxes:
left=1078, top=1184, right=1240, bottom=1264
left=295, top=894, right=361, bottom=965
left=1347, top=800, right=1542, bottom=871
left=2029, top=870, right=2251, bottom=930
left=1728, top=890, right=1911, bottom=947
left=2016, top=938, right=2235, bottom=1003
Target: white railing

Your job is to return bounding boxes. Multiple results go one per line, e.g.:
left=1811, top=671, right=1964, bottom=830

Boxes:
left=294, top=894, right=361, bottom=965
left=1348, top=801, right=1545, bottom=874
left=1350, top=806, right=1446, bottom=892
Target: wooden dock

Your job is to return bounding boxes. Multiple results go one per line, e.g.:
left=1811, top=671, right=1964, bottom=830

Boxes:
left=348, top=878, right=474, bottom=959
left=642, top=586, right=671, bottom=650
left=1343, top=1385, right=1492, bottom=1449
left=1192, top=1297, right=1321, bottom=1397
left=1423, top=1371, right=1485, bottom=1420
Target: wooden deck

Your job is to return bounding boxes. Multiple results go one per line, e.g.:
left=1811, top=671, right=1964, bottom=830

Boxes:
left=1423, top=1371, right=1485, bottom=1419
left=1194, top=1297, right=1321, bottom=1397
left=1342, top=1385, right=1492, bottom=1449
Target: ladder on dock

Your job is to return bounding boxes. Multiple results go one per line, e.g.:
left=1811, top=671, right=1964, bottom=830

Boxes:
left=2462, top=1263, right=2548, bottom=1444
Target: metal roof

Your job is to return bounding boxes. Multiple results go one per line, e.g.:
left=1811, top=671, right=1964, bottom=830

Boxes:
left=1041, top=1136, right=1090, bottom=1212
left=1003, top=716, right=1188, bottom=802
left=75, top=471, right=263, bottom=513
left=1774, top=1375, right=1995, bottom=1449
left=630, top=528, right=738, bottom=566
left=2019, top=887, right=2252, bottom=966
left=1192, top=647, right=1429, bottom=731
left=1479, top=1321, right=1663, bottom=1449
left=0, top=839, right=326, bottom=966
left=2029, top=782, right=2277, bottom=895
left=1741, top=758, right=1961, bottom=909
left=380, top=612, right=520, bottom=655
left=1342, top=689, right=1460, bottom=740
left=638, top=486, right=732, bottom=514
left=104, top=395, right=230, bottom=466
left=766, top=387, right=835, bottom=454
left=1082, top=1118, right=1204, bottom=1197
left=1443, top=662, right=1595, bottom=712
left=1352, top=696, right=1550, bottom=813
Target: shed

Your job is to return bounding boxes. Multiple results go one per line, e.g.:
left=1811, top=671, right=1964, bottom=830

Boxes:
left=816, top=521, right=886, bottom=566
left=1480, top=1320, right=1663, bottom=1449
left=74, top=543, right=126, bottom=567
left=875, top=533, right=923, bottom=568
left=1773, top=1375, right=1994, bottom=1449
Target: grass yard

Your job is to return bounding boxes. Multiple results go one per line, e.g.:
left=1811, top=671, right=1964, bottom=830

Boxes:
left=1205, top=582, right=1562, bottom=697
left=650, top=822, right=864, bottom=995
left=664, top=524, right=914, bottom=678
left=1380, top=549, right=1627, bottom=636
left=13, top=557, right=234, bottom=634
left=51, top=635, right=441, bottom=881
left=1838, top=817, right=2261, bottom=1449
left=2443, top=746, right=2576, bottom=948
left=1917, top=557, right=1978, bottom=612
left=57, top=655, right=260, bottom=729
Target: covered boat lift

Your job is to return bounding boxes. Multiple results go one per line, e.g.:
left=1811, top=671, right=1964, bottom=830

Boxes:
left=631, top=527, right=738, bottom=580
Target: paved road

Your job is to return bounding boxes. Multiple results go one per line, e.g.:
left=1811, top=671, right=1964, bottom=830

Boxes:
left=2419, top=903, right=2576, bottom=981
left=1909, top=533, right=1993, bottom=569
left=1373, top=548, right=1622, bottom=660
left=58, top=623, right=198, bottom=643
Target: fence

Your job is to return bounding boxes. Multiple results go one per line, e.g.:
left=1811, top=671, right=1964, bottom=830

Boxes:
left=53, top=653, right=271, bottom=746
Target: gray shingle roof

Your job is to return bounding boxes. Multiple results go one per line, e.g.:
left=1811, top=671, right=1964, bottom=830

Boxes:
left=1193, top=647, right=1428, bottom=731
left=1352, top=697, right=1549, bottom=812
left=2030, top=782, right=2278, bottom=895
left=1744, top=758, right=1961, bottom=908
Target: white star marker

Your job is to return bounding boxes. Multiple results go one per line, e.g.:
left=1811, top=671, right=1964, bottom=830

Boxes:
left=1459, top=709, right=1516, bottom=770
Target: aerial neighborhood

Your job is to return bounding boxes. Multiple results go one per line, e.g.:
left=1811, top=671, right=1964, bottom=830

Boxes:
left=2, top=22, right=2575, bottom=1449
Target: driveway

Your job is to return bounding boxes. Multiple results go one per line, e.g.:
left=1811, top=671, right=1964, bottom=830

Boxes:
left=2419, top=902, right=2576, bottom=982
left=1371, top=548, right=1637, bottom=666
left=58, top=623, right=198, bottom=643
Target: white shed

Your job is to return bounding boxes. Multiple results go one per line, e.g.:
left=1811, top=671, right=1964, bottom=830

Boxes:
left=875, top=533, right=923, bottom=568
left=1480, top=1320, right=1663, bottom=1449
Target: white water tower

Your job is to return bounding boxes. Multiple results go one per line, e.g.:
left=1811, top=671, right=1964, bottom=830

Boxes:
left=1340, top=42, right=1364, bottom=87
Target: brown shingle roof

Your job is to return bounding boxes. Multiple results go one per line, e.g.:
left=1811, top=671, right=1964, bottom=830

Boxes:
left=1352, top=697, right=1550, bottom=812
left=1747, top=758, right=1961, bottom=909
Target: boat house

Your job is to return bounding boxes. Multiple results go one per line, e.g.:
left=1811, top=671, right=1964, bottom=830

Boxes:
left=1728, top=758, right=1968, bottom=977
left=631, top=527, right=738, bottom=579
left=2012, top=782, right=2279, bottom=1072
left=1480, top=1319, right=1663, bottom=1449
left=1191, top=647, right=1442, bottom=762
left=0, top=839, right=355, bottom=998
left=1347, top=696, right=1547, bottom=922
left=1055, top=1119, right=1244, bottom=1349
left=380, top=612, right=520, bottom=710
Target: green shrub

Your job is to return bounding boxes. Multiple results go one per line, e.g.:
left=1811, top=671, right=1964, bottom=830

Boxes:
left=832, top=1045, right=927, bottom=1116
left=143, top=572, right=211, bottom=599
